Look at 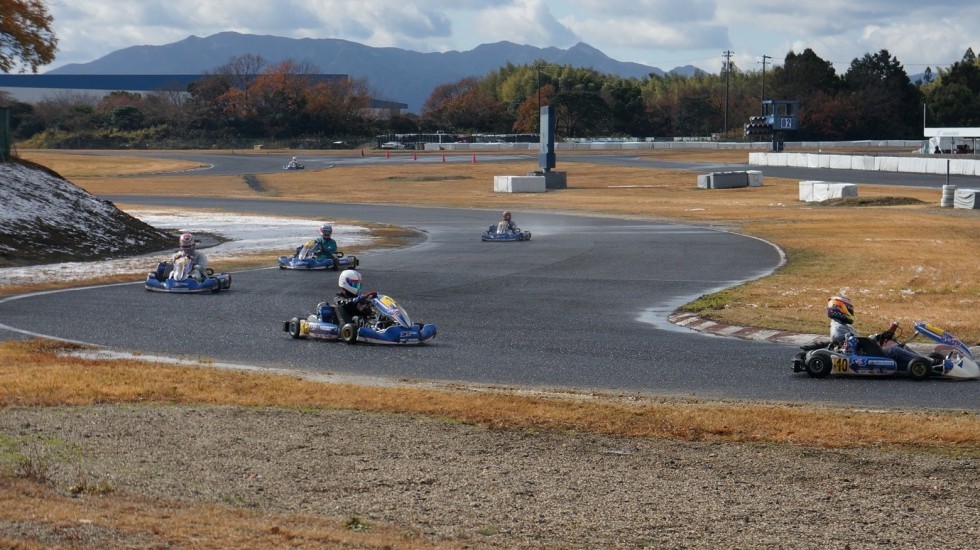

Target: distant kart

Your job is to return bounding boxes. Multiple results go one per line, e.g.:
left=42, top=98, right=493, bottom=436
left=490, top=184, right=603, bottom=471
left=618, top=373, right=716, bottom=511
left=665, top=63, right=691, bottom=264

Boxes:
left=145, top=256, right=232, bottom=293
left=284, top=294, right=436, bottom=345
left=278, top=241, right=358, bottom=271
left=481, top=222, right=531, bottom=242
left=283, top=163, right=305, bottom=170
left=791, top=320, right=979, bottom=380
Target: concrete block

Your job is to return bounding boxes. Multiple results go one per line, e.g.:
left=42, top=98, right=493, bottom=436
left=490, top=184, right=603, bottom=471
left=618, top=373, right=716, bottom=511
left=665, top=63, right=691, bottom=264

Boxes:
left=710, top=171, right=749, bottom=189
left=493, top=175, right=546, bottom=193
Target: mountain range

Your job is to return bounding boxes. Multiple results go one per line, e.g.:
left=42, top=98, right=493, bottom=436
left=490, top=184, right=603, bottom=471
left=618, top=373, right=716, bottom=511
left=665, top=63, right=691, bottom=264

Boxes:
left=46, top=32, right=702, bottom=112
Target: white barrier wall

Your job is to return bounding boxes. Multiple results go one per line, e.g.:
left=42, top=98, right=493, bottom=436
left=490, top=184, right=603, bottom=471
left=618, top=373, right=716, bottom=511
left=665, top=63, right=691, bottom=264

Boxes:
left=799, top=181, right=859, bottom=202
left=754, top=152, right=980, bottom=176
left=954, top=188, right=980, bottom=209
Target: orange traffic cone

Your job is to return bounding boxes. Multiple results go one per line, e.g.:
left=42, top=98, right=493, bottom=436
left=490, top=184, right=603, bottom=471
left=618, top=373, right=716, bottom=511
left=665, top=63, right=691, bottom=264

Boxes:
left=385, top=150, right=390, bottom=159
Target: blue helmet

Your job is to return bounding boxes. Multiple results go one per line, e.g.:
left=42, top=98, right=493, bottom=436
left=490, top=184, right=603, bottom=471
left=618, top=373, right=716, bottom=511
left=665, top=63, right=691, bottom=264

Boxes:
left=320, top=223, right=333, bottom=238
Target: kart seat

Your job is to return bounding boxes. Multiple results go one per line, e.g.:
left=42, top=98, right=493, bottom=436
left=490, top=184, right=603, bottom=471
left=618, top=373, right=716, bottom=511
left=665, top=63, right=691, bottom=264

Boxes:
left=334, top=303, right=353, bottom=326
left=855, top=336, right=888, bottom=357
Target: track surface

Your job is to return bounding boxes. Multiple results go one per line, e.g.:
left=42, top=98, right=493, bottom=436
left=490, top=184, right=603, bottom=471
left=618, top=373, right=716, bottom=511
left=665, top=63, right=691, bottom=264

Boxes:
left=2, top=152, right=978, bottom=410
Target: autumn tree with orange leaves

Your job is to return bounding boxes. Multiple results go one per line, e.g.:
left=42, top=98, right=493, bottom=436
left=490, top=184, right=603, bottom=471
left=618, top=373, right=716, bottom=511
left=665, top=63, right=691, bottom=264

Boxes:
left=0, top=0, right=58, bottom=73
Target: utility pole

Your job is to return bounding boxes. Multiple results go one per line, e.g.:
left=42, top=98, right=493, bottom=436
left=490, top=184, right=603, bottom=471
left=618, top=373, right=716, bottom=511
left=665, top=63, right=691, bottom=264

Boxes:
left=723, top=50, right=734, bottom=135
left=760, top=54, right=771, bottom=115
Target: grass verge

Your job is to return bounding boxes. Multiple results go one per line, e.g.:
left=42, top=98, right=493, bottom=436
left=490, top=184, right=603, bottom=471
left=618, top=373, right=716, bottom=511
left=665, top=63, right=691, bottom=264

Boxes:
left=3, top=339, right=977, bottom=452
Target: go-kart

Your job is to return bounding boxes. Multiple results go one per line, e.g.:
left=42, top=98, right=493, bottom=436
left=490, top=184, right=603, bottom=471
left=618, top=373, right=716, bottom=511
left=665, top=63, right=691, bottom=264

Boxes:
left=283, top=162, right=305, bottom=170
left=283, top=294, right=436, bottom=345
left=792, top=321, right=979, bottom=380
left=481, top=221, right=531, bottom=242
left=145, top=255, right=232, bottom=293
left=278, top=240, right=358, bottom=271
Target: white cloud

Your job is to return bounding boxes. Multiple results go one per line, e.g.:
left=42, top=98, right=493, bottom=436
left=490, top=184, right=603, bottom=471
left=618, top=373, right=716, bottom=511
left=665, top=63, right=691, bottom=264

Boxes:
left=41, top=0, right=980, bottom=73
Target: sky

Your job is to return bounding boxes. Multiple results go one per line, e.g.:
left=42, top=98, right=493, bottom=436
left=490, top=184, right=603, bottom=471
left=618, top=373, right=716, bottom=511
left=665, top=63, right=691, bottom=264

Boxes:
left=40, top=0, right=980, bottom=75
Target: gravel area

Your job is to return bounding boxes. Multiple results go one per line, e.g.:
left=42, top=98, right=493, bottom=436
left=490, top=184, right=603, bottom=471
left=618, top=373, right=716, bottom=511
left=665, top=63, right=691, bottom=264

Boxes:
left=2, top=404, right=979, bottom=548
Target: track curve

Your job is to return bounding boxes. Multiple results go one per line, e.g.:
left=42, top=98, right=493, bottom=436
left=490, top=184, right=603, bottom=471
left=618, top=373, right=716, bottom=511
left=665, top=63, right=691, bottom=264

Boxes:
left=3, top=153, right=978, bottom=410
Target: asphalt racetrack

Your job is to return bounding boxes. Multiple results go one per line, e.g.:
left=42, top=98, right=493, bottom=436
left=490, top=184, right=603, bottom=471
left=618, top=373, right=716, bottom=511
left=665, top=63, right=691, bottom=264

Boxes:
left=2, top=151, right=978, bottom=411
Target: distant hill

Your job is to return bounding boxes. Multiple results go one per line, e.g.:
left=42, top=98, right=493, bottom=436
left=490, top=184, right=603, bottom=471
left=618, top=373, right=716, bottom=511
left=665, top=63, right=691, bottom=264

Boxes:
left=46, top=32, right=702, bottom=112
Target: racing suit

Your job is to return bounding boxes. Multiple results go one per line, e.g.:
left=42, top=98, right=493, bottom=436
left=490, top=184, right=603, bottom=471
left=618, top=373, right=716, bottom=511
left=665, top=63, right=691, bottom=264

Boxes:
left=830, top=319, right=920, bottom=366
left=296, top=237, right=338, bottom=265
left=312, top=237, right=337, bottom=261
left=169, top=250, right=209, bottom=281
left=496, top=219, right=518, bottom=233
left=334, top=289, right=375, bottom=326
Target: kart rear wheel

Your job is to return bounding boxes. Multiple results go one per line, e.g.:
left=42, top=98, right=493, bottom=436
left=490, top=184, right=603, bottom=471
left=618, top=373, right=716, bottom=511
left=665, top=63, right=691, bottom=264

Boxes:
left=524, top=231, right=531, bottom=241
left=340, top=323, right=358, bottom=344
left=804, top=352, right=833, bottom=378
left=288, top=317, right=303, bottom=339
left=908, top=357, right=932, bottom=381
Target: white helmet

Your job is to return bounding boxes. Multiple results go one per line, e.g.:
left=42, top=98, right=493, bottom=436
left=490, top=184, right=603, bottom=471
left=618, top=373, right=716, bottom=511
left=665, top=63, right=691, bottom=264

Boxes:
left=178, top=232, right=195, bottom=253
left=338, top=269, right=362, bottom=294
left=320, top=223, right=333, bottom=238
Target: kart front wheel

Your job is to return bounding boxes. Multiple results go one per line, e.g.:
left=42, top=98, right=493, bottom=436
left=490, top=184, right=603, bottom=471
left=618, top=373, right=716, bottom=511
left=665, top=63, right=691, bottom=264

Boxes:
left=908, top=357, right=932, bottom=381
left=804, top=352, right=833, bottom=378
left=340, top=323, right=358, bottom=344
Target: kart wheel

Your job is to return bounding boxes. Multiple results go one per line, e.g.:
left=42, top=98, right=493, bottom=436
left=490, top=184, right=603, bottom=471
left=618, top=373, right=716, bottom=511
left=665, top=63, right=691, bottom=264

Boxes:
left=908, top=357, right=932, bottom=381
left=340, top=323, right=358, bottom=344
left=524, top=232, right=531, bottom=241
left=804, top=352, right=833, bottom=378
left=288, top=317, right=303, bottom=339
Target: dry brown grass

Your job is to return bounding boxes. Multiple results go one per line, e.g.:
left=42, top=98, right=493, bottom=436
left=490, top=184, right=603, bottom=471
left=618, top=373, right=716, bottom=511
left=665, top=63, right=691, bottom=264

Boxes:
left=2, top=336, right=978, bottom=548
left=3, top=339, right=977, bottom=452
left=0, top=477, right=446, bottom=549
left=22, top=148, right=980, bottom=342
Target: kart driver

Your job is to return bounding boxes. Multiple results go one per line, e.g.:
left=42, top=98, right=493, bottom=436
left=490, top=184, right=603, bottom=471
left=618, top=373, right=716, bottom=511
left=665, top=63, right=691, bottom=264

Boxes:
left=496, top=211, right=518, bottom=233
left=298, top=223, right=340, bottom=268
left=287, top=156, right=299, bottom=168
left=167, top=232, right=209, bottom=281
left=334, top=269, right=377, bottom=326
left=827, top=295, right=920, bottom=365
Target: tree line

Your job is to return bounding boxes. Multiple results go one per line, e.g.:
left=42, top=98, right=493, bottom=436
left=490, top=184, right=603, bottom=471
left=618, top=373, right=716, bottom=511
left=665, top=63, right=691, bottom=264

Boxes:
left=3, top=47, right=980, bottom=148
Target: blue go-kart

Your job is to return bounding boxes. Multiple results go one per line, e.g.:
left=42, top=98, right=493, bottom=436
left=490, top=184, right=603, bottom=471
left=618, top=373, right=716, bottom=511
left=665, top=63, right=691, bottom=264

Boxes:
left=481, top=221, right=531, bottom=242
left=278, top=241, right=358, bottom=271
left=145, top=256, right=232, bottom=293
left=284, top=294, right=436, bottom=345
left=792, top=320, right=979, bottom=381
